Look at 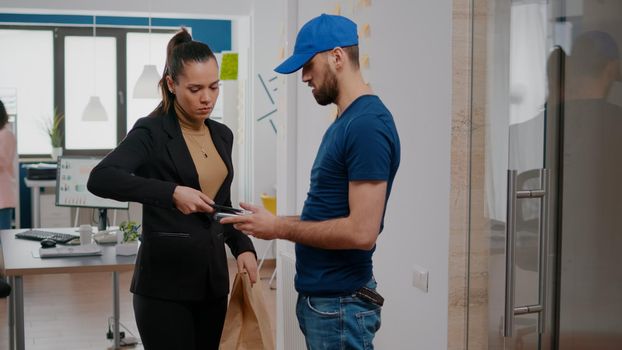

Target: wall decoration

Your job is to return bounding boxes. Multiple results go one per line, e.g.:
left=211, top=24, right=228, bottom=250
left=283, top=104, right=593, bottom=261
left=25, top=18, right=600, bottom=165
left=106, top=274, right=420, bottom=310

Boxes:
left=257, top=73, right=278, bottom=134
left=361, top=54, right=370, bottom=68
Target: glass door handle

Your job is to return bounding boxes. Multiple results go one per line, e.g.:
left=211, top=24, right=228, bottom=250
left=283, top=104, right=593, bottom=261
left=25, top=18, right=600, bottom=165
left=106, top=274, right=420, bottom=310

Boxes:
left=537, top=169, right=549, bottom=335
left=504, top=170, right=518, bottom=337
left=504, top=169, right=549, bottom=337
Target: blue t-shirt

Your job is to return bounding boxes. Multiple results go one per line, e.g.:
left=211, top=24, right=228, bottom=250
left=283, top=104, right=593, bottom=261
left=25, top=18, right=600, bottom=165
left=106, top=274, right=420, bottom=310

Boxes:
left=296, top=95, right=401, bottom=296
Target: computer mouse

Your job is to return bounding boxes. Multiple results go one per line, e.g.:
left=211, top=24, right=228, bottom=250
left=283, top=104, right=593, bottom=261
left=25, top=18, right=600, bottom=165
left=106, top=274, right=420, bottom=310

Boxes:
left=40, top=239, right=57, bottom=248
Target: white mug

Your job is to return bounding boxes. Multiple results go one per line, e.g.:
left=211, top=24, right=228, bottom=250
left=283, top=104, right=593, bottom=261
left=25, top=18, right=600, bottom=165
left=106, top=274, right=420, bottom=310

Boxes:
left=79, top=224, right=92, bottom=245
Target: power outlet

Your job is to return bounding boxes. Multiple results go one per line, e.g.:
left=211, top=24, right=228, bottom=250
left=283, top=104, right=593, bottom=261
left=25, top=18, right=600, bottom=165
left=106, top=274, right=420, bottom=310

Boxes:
left=412, top=265, right=429, bottom=292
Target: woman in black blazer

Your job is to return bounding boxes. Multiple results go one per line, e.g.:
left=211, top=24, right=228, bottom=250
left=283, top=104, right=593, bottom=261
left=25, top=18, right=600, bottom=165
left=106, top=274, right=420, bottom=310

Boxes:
left=87, top=28, right=257, bottom=350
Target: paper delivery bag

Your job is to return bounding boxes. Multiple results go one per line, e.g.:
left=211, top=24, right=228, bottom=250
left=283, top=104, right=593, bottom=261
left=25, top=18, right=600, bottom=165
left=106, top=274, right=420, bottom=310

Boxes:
left=219, top=272, right=275, bottom=350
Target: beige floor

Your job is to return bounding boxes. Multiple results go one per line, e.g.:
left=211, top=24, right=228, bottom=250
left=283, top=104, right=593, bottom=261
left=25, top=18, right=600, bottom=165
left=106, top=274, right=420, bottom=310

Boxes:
left=0, top=259, right=276, bottom=350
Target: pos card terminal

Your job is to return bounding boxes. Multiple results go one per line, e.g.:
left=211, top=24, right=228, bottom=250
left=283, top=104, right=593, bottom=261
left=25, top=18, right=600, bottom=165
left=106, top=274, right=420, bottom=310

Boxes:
left=212, top=204, right=246, bottom=223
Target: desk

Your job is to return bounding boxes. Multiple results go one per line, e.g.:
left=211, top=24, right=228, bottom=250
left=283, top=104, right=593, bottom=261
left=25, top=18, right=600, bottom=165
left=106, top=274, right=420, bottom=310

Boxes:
left=23, top=179, right=56, bottom=228
left=0, top=228, right=136, bottom=350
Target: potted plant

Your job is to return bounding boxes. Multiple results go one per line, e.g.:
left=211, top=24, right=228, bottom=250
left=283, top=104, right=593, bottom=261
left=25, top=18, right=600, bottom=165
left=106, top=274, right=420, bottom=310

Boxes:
left=44, top=109, right=64, bottom=159
left=116, top=220, right=141, bottom=256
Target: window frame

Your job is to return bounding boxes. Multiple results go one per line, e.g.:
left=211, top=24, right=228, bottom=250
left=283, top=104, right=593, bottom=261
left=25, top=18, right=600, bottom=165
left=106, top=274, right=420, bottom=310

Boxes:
left=55, top=26, right=126, bottom=156
left=0, top=24, right=175, bottom=158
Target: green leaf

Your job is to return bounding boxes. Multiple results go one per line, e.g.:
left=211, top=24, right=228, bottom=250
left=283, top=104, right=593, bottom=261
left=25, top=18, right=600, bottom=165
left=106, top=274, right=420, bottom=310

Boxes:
left=43, top=108, right=64, bottom=148
left=119, top=220, right=141, bottom=242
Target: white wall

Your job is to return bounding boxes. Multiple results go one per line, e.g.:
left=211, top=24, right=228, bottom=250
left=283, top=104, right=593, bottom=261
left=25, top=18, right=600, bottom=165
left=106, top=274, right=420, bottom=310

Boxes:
left=371, top=1, right=451, bottom=347
left=282, top=1, right=453, bottom=349
left=246, top=0, right=285, bottom=259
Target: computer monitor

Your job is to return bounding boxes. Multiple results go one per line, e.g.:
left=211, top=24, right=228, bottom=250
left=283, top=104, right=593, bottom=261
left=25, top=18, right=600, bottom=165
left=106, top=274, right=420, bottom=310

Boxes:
left=56, top=156, right=129, bottom=231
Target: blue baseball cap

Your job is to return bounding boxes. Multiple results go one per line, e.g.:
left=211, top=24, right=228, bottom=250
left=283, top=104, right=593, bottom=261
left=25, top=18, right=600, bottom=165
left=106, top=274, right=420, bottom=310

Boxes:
left=274, top=14, right=358, bottom=74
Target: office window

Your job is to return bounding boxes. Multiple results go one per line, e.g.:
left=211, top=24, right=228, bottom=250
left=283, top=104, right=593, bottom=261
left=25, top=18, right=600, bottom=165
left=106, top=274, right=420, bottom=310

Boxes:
left=0, top=29, right=54, bottom=155
left=64, top=36, right=118, bottom=150
left=0, top=18, right=228, bottom=156
left=126, top=32, right=173, bottom=130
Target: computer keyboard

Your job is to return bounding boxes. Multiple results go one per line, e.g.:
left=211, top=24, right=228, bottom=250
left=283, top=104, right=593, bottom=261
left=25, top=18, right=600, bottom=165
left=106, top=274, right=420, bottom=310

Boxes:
left=39, top=244, right=103, bottom=258
left=15, top=230, right=79, bottom=244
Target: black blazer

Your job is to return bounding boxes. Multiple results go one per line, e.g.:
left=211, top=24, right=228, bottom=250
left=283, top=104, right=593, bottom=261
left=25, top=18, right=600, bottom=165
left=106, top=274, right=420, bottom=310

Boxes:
left=87, top=108, right=255, bottom=301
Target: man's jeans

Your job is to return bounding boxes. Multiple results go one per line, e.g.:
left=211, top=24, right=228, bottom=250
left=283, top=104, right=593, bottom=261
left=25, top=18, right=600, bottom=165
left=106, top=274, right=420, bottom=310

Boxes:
left=296, top=278, right=382, bottom=350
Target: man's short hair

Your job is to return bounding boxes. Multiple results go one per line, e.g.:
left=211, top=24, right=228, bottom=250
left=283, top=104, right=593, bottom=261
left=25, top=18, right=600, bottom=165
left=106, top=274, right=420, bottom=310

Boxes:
left=342, top=45, right=360, bottom=69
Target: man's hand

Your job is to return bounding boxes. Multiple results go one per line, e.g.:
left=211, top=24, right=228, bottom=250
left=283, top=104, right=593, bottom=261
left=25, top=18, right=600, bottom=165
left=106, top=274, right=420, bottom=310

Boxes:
left=220, top=202, right=282, bottom=240
left=236, top=251, right=258, bottom=284
left=224, top=181, right=386, bottom=250
left=172, top=185, right=215, bottom=215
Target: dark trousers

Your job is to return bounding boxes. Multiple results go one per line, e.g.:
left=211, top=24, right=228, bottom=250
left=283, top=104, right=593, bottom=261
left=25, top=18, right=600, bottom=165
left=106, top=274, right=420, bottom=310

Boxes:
left=133, top=293, right=228, bottom=350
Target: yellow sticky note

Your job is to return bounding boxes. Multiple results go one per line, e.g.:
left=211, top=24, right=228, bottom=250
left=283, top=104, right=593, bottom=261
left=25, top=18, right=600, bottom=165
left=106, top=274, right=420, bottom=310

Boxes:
left=361, top=54, right=370, bottom=68
left=334, top=3, right=341, bottom=15
left=220, top=53, right=238, bottom=80
left=361, top=23, right=371, bottom=38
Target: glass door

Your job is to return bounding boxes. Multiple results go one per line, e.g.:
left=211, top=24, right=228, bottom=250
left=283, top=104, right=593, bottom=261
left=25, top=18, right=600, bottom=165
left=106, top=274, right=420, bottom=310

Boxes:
left=555, top=7, right=622, bottom=349
left=466, top=0, right=622, bottom=349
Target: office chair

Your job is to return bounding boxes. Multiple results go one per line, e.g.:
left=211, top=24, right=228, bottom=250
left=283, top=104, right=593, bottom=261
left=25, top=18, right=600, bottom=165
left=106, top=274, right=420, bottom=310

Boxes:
left=0, top=277, right=11, bottom=298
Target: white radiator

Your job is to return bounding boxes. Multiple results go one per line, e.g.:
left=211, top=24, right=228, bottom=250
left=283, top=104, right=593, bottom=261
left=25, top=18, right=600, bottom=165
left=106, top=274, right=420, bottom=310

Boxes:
left=277, top=250, right=306, bottom=350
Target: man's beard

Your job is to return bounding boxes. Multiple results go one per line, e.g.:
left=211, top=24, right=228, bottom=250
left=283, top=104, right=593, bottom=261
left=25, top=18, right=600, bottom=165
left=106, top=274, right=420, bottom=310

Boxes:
left=312, top=69, right=339, bottom=106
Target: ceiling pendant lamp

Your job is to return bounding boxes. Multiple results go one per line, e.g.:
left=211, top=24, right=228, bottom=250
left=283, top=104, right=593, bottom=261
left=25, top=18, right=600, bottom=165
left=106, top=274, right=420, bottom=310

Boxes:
left=133, top=3, right=160, bottom=99
left=82, top=15, right=109, bottom=121
left=82, top=96, right=108, bottom=121
left=133, top=64, right=160, bottom=98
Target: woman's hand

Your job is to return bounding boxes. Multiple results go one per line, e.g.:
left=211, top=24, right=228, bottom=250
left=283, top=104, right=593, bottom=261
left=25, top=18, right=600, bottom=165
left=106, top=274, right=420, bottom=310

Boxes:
left=172, top=185, right=215, bottom=215
left=236, top=251, right=258, bottom=285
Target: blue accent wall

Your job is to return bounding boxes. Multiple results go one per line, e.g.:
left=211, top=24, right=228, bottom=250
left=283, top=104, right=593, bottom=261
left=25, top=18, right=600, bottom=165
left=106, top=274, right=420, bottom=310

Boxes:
left=0, top=13, right=231, bottom=52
